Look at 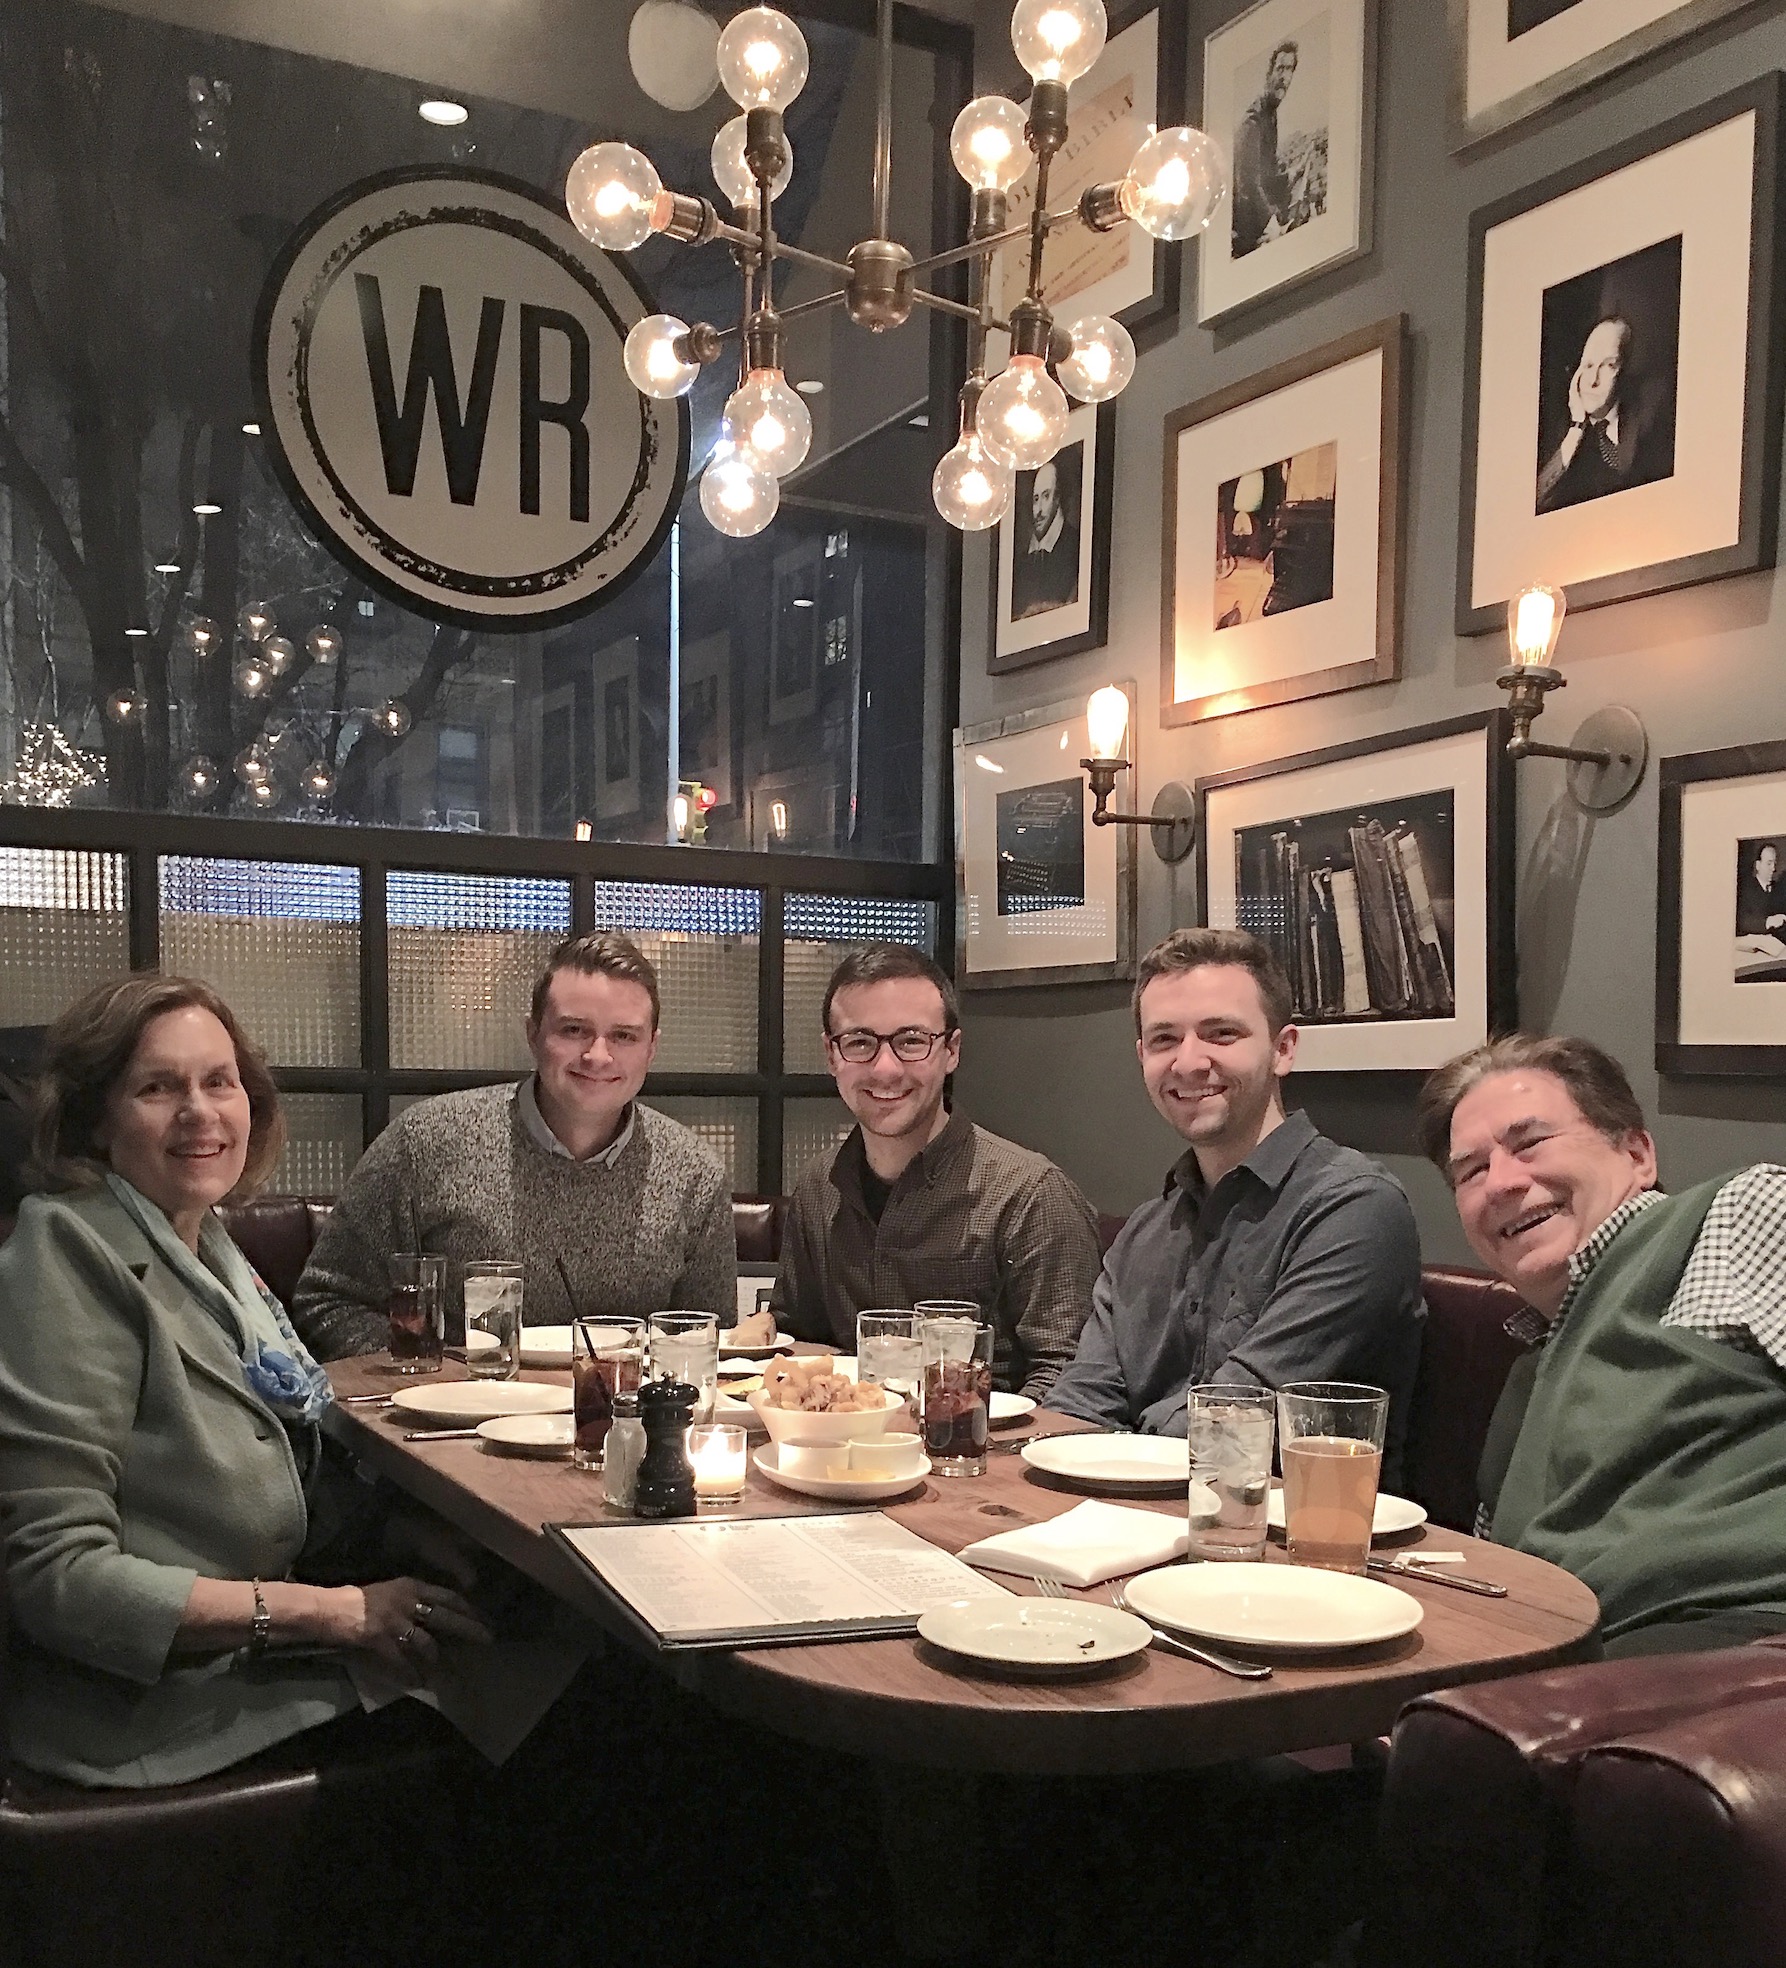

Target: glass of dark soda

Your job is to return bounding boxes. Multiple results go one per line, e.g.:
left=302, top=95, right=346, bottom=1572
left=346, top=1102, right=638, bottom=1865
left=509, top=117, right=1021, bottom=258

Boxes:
left=387, top=1254, right=446, bottom=1374
left=921, top=1317, right=993, bottom=1476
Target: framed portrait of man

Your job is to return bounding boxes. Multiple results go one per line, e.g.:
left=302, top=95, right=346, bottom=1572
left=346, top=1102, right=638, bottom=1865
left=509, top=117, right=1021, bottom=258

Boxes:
left=1197, top=0, right=1376, bottom=325
left=589, top=635, right=640, bottom=820
left=989, top=401, right=1114, bottom=673
left=1449, top=0, right=1770, bottom=149
left=1457, top=78, right=1785, bottom=638
left=1658, top=739, right=1786, bottom=1076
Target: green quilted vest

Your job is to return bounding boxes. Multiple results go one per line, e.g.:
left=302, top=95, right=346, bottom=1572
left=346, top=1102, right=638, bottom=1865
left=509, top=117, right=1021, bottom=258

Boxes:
left=1490, top=1177, right=1786, bottom=1645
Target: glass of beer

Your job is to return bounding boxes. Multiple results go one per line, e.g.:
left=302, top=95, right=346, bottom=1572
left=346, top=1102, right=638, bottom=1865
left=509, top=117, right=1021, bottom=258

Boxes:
left=1186, top=1384, right=1276, bottom=1562
left=921, top=1316, right=993, bottom=1477
left=463, top=1260, right=524, bottom=1380
left=387, top=1254, right=446, bottom=1374
left=1277, top=1382, right=1390, bottom=1574
left=571, top=1317, right=646, bottom=1469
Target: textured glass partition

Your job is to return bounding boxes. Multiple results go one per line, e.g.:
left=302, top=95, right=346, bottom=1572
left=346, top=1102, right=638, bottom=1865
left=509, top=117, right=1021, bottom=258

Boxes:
left=648, top=1095, right=758, bottom=1195
left=269, top=1093, right=364, bottom=1196
left=782, top=1095, right=855, bottom=1192
left=387, top=873, right=570, bottom=1070
left=160, top=858, right=359, bottom=1068
left=782, top=894, right=938, bottom=1074
left=592, top=881, right=760, bottom=1073
left=0, top=847, right=129, bottom=1025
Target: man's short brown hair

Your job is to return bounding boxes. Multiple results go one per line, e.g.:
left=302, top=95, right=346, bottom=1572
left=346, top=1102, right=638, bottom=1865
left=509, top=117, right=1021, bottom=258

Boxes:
left=1416, top=1033, right=1649, bottom=1177
left=1132, top=928, right=1294, bottom=1036
left=531, top=931, right=661, bottom=1030
left=822, top=944, right=960, bottom=1036
left=31, top=972, right=286, bottom=1196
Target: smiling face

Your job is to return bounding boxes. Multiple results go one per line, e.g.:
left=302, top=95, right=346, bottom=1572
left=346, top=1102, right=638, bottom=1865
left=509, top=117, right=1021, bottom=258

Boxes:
left=1136, top=963, right=1295, bottom=1176
left=1445, top=1069, right=1656, bottom=1315
left=95, top=1006, right=252, bottom=1236
left=526, top=968, right=659, bottom=1150
left=1576, top=318, right=1630, bottom=420
left=825, top=976, right=960, bottom=1153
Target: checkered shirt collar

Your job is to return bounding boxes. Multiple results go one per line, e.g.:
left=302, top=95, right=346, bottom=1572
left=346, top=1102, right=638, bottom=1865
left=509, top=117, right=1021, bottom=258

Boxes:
left=1501, top=1188, right=1663, bottom=1349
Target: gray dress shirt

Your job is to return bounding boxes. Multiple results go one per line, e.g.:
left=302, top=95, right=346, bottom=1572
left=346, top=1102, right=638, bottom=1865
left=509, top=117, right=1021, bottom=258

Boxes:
left=1045, top=1111, right=1425, bottom=1484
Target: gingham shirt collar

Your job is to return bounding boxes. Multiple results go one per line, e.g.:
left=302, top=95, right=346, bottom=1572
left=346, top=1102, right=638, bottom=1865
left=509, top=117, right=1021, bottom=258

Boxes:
left=1501, top=1187, right=1663, bottom=1349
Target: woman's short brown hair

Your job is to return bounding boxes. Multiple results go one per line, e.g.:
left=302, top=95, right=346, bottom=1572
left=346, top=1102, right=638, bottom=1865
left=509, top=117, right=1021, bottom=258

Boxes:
left=31, top=973, right=287, bottom=1197
left=1416, top=1033, right=1648, bottom=1176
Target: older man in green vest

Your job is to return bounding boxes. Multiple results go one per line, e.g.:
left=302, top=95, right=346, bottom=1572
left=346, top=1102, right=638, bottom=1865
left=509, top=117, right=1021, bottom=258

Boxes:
left=1418, top=1033, right=1786, bottom=1658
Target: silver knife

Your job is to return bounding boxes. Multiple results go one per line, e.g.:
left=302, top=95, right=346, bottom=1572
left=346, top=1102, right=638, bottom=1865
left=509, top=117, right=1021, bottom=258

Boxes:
left=1368, top=1556, right=1508, bottom=1598
left=402, top=1427, right=484, bottom=1442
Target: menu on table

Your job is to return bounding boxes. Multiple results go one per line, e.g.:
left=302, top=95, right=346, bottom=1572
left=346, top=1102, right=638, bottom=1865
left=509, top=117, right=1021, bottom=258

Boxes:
left=550, top=1512, right=1012, bottom=1650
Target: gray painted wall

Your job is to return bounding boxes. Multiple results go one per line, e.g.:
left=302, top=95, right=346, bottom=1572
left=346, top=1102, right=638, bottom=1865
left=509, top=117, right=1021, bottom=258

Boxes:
left=952, top=0, right=1786, bottom=1266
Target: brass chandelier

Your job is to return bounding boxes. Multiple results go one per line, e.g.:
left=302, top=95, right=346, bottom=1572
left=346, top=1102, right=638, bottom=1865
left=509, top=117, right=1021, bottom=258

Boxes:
left=565, top=0, right=1226, bottom=536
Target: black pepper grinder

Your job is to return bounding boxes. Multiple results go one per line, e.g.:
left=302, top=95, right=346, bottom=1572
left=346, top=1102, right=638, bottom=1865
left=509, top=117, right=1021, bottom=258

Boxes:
left=633, top=1376, right=699, bottom=1520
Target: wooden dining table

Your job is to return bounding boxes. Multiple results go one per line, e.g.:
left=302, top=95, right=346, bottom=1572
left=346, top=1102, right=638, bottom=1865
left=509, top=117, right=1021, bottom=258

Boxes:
left=324, top=1356, right=1602, bottom=1776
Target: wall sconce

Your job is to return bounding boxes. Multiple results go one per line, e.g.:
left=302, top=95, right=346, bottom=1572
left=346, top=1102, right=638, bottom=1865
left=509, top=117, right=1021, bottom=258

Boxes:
left=1498, top=585, right=1647, bottom=812
left=1079, top=685, right=1195, bottom=862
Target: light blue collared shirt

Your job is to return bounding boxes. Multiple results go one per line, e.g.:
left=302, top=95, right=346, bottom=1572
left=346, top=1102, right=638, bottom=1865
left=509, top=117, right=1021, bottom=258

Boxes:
left=516, top=1076, right=636, bottom=1167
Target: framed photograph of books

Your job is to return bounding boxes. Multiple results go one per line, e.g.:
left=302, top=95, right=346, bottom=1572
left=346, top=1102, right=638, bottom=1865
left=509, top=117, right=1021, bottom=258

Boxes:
left=1450, top=0, right=1769, bottom=150
left=1163, top=315, right=1403, bottom=728
left=1196, top=712, right=1515, bottom=1073
left=1657, top=739, right=1786, bottom=1076
left=955, top=691, right=1136, bottom=990
left=1197, top=0, right=1377, bottom=325
left=990, top=402, right=1115, bottom=673
left=987, top=0, right=1186, bottom=341
left=1458, top=77, right=1785, bottom=637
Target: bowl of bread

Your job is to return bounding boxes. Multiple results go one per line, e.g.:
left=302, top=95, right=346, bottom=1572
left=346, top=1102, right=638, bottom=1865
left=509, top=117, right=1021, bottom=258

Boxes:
left=748, top=1355, right=905, bottom=1444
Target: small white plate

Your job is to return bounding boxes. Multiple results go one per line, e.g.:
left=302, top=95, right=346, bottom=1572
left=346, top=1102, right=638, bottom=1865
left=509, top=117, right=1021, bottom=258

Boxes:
left=1123, top=1562, right=1424, bottom=1653
left=753, top=1442, right=929, bottom=1502
left=1267, top=1491, right=1428, bottom=1540
left=716, top=1357, right=764, bottom=1380
left=477, top=1413, right=575, bottom=1458
left=918, top=1597, right=1151, bottom=1672
left=390, top=1381, right=572, bottom=1425
left=990, top=1392, right=1037, bottom=1426
left=463, top=1330, right=500, bottom=1356
left=714, top=1390, right=768, bottom=1430
left=1021, top=1434, right=1191, bottom=1490
left=518, top=1323, right=637, bottom=1368
left=720, top=1329, right=800, bottom=1357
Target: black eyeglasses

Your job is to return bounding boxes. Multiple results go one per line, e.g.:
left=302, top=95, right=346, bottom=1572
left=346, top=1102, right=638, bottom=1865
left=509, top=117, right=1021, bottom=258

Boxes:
left=825, top=1027, right=948, bottom=1065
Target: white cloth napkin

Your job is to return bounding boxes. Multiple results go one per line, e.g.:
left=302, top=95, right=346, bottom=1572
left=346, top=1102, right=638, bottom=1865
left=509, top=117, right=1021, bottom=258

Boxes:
left=956, top=1499, right=1189, bottom=1589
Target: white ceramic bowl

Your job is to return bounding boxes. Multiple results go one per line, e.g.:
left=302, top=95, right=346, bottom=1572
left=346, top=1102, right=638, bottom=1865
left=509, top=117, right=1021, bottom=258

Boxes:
left=748, top=1385, right=899, bottom=1445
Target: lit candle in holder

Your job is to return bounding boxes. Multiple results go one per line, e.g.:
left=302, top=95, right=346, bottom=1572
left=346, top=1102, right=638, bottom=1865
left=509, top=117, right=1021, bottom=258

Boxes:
left=688, top=1424, right=748, bottom=1507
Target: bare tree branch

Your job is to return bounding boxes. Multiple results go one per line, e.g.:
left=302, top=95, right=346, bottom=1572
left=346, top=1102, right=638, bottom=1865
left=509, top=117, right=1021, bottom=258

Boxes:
left=0, top=407, right=94, bottom=618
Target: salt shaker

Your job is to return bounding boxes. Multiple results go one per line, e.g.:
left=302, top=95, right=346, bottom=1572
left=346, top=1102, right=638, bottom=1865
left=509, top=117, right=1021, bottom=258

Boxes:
left=601, top=1391, right=645, bottom=1512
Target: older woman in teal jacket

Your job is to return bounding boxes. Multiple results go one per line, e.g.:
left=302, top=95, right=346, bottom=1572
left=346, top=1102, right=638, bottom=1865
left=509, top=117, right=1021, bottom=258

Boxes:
left=0, top=973, right=488, bottom=1787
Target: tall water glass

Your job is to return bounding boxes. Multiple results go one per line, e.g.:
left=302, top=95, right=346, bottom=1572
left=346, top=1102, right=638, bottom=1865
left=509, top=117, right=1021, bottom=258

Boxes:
left=571, top=1317, right=646, bottom=1470
left=857, top=1311, right=924, bottom=1422
left=1277, top=1382, right=1390, bottom=1574
left=387, top=1254, right=446, bottom=1374
left=921, top=1317, right=993, bottom=1477
left=463, top=1260, right=524, bottom=1380
left=649, top=1311, right=720, bottom=1423
left=1185, top=1384, right=1275, bottom=1562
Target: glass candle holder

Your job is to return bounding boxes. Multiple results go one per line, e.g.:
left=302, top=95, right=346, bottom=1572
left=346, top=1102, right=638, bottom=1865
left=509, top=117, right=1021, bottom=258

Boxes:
left=688, top=1423, right=748, bottom=1508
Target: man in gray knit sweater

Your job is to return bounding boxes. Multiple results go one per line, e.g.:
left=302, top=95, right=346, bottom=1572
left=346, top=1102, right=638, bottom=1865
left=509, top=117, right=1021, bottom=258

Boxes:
left=293, top=932, right=736, bottom=1359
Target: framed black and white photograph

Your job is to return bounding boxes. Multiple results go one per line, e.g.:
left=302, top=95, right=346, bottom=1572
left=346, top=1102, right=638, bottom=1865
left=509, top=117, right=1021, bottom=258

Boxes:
left=1658, top=740, right=1786, bottom=1075
left=1450, top=0, right=1770, bottom=149
left=955, top=690, right=1136, bottom=989
left=990, top=402, right=1114, bottom=672
left=1196, top=712, right=1515, bottom=1072
left=988, top=0, right=1186, bottom=340
left=1164, top=316, right=1403, bottom=726
left=1458, top=78, right=1784, bottom=637
left=590, top=635, right=639, bottom=820
left=1197, top=0, right=1376, bottom=325
left=680, top=630, right=732, bottom=810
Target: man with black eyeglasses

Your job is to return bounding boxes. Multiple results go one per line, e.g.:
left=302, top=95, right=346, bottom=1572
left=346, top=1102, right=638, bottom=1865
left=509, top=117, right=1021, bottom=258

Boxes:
left=770, top=943, right=1100, bottom=1398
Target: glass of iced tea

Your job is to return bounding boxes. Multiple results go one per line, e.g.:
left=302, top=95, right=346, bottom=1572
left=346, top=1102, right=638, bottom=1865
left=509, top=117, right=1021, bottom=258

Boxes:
left=387, top=1254, right=446, bottom=1374
left=921, top=1316, right=993, bottom=1477
left=571, top=1317, right=646, bottom=1470
left=1276, top=1382, right=1390, bottom=1574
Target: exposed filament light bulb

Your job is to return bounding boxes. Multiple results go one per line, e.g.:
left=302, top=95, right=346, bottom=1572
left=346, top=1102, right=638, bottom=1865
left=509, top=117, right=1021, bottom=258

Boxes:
left=1086, top=684, right=1130, bottom=761
left=932, top=427, right=1013, bottom=531
left=1119, top=126, right=1227, bottom=240
left=1057, top=313, right=1135, bottom=403
left=977, top=356, right=1071, bottom=471
left=565, top=141, right=668, bottom=250
left=724, top=370, right=812, bottom=477
left=949, top=96, right=1031, bottom=192
left=1508, top=585, right=1567, bottom=668
left=716, top=7, right=809, bottom=111
left=1010, top=0, right=1107, bottom=85
left=711, top=114, right=793, bottom=207
left=624, top=313, right=702, bottom=398
left=700, top=444, right=779, bottom=536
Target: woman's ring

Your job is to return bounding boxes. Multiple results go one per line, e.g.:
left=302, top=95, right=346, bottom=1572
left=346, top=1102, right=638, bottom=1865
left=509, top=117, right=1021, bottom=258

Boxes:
left=414, top=1598, right=433, bottom=1626
left=397, top=1624, right=419, bottom=1649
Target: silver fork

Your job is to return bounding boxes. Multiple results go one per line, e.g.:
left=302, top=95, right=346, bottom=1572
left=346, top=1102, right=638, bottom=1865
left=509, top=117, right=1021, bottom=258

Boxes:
left=1108, top=1582, right=1273, bottom=1680
left=1033, top=1574, right=1069, bottom=1599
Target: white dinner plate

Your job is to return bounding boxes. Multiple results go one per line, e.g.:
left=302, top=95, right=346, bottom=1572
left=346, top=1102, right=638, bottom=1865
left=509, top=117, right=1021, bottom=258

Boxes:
left=753, top=1443, right=929, bottom=1502
left=1021, top=1434, right=1191, bottom=1490
left=990, top=1392, right=1037, bottom=1426
left=517, top=1323, right=635, bottom=1368
left=720, top=1329, right=799, bottom=1357
left=390, top=1381, right=572, bottom=1425
left=918, top=1597, right=1151, bottom=1672
left=1123, top=1562, right=1424, bottom=1653
left=477, top=1413, right=575, bottom=1458
left=463, top=1330, right=500, bottom=1356
left=1267, top=1491, right=1428, bottom=1540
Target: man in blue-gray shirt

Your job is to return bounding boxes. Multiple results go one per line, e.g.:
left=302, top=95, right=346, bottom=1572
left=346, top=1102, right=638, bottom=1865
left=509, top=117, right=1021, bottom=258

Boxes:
left=1047, top=928, right=1425, bottom=1481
